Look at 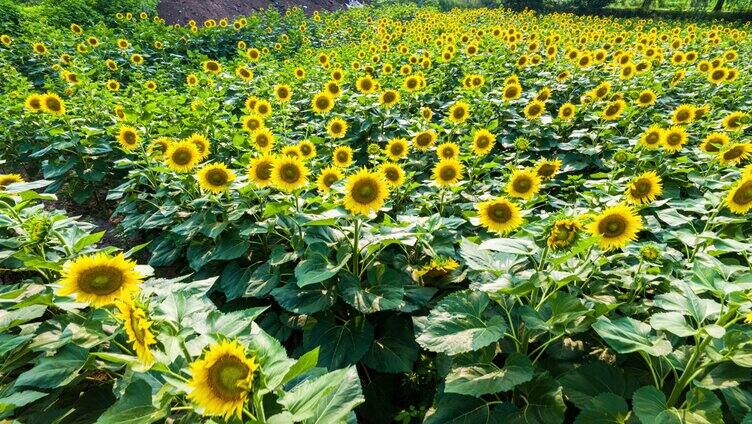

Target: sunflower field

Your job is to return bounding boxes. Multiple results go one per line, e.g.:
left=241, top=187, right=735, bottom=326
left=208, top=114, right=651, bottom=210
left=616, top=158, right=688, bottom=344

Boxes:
left=1, top=2, right=752, bottom=423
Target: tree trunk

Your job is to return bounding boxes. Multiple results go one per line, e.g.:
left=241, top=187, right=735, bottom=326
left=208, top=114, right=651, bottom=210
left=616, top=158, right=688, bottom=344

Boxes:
left=641, top=0, right=654, bottom=10
left=713, top=0, right=725, bottom=11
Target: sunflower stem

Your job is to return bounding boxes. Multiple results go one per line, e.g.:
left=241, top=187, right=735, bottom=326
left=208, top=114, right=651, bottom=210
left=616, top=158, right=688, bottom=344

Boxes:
left=353, top=217, right=361, bottom=276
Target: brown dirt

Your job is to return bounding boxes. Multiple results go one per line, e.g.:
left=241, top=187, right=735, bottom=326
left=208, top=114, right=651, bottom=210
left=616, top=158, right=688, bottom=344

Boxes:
left=157, top=0, right=352, bottom=25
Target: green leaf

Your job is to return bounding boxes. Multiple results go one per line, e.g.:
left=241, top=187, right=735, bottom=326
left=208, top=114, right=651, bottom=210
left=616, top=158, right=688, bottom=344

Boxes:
left=15, top=345, right=87, bottom=389
left=558, top=362, right=631, bottom=409
left=279, top=366, right=363, bottom=423
left=649, top=312, right=696, bottom=337
left=95, top=380, right=166, bottom=424
left=0, top=390, right=46, bottom=415
left=272, top=281, right=336, bottom=314
left=573, top=393, right=629, bottom=424
left=592, top=316, right=672, bottom=357
left=211, top=233, right=250, bottom=260
left=283, top=347, right=320, bottom=385
left=295, top=252, right=351, bottom=287
left=414, top=290, right=506, bottom=355
left=73, top=231, right=105, bottom=252
left=361, top=315, right=419, bottom=374
left=303, top=317, right=373, bottom=370
left=478, top=238, right=538, bottom=255
left=681, top=387, right=723, bottom=424
left=339, top=269, right=404, bottom=314
left=302, top=366, right=364, bottom=424
left=247, top=322, right=295, bottom=391
left=424, top=394, right=495, bottom=424
left=0, top=304, right=47, bottom=332
left=633, top=386, right=678, bottom=424
left=516, top=374, right=566, bottom=424
left=445, top=353, right=533, bottom=397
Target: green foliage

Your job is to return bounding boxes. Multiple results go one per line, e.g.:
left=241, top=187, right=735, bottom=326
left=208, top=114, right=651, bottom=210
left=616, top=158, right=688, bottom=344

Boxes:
left=0, top=0, right=21, bottom=34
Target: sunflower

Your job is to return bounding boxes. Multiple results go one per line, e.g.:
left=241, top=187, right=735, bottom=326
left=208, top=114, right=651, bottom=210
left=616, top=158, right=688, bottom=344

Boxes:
left=247, top=154, right=276, bottom=187
left=117, top=126, right=140, bottom=151
left=297, top=140, right=316, bottom=160
left=326, top=117, right=348, bottom=139
left=433, top=159, right=463, bottom=187
left=639, top=125, right=664, bottom=149
left=42, top=93, right=66, bottom=116
left=251, top=128, right=275, bottom=152
left=662, top=126, right=688, bottom=153
left=625, top=171, right=663, bottom=205
left=471, top=129, right=495, bottom=156
left=535, top=159, right=561, bottom=180
left=636, top=90, right=657, bottom=107
left=274, top=84, right=292, bottom=102
left=58, top=253, right=143, bottom=307
left=718, top=143, right=752, bottom=166
left=414, top=257, right=460, bottom=279
left=547, top=218, right=582, bottom=250
left=24, top=94, right=43, bottom=112
left=726, top=177, right=752, bottom=214
left=558, top=103, right=576, bottom=121
left=271, top=156, right=308, bottom=192
left=312, top=92, right=334, bottom=114
left=671, top=104, right=695, bottom=125
left=197, top=163, right=236, bottom=193
left=421, top=107, right=433, bottom=121
left=380, top=163, right=405, bottom=186
left=592, top=82, right=611, bottom=99
left=235, top=66, right=253, bottom=81
left=187, top=340, right=258, bottom=420
left=316, top=166, right=343, bottom=193
left=437, top=142, right=460, bottom=160
left=325, top=81, right=341, bottom=97
left=115, top=300, right=156, bottom=366
left=32, top=42, right=47, bottom=55
left=186, top=133, right=210, bottom=158
left=281, top=146, right=301, bottom=159
left=602, top=99, right=626, bottom=121
left=589, top=204, right=643, bottom=250
left=502, top=83, right=523, bottom=102
left=165, top=140, right=201, bottom=173
left=506, top=169, right=541, bottom=200
left=448, top=101, right=470, bottom=124
left=255, top=100, right=272, bottom=118
left=130, top=54, right=144, bottom=65
left=722, top=112, right=748, bottom=132
left=242, top=114, right=264, bottom=133
left=476, top=197, right=523, bottom=235
left=379, top=90, right=400, bottom=108
left=0, top=174, right=24, bottom=189
left=343, top=168, right=389, bottom=215
left=106, top=80, right=121, bottom=91
left=202, top=60, right=222, bottom=74
left=413, top=130, right=437, bottom=151
left=386, top=138, right=409, bottom=161
left=1, top=34, right=12, bottom=46
left=523, top=100, right=545, bottom=120
left=147, top=137, right=171, bottom=156
left=700, top=132, right=730, bottom=154
left=355, top=75, right=377, bottom=94
left=333, top=145, right=354, bottom=167
left=708, top=67, right=727, bottom=84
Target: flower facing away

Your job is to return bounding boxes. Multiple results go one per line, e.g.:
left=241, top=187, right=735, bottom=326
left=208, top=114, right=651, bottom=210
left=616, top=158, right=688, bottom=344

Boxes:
left=547, top=218, right=582, bottom=250
left=58, top=253, right=143, bottom=307
left=115, top=300, right=156, bottom=366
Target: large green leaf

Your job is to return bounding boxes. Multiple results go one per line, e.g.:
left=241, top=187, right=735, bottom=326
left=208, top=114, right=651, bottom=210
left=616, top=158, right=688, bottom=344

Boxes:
left=414, top=290, right=507, bottom=355
left=515, top=374, right=566, bottom=424
left=295, top=252, right=350, bottom=287
left=558, top=361, right=633, bottom=409
left=573, top=393, right=629, bottom=424
left=95, top=380, right=166, bottom=424
left=445, top=353, right=534, bottom=397
left=278, top=366, right=363, bottom=423
left=592, top=316, right=672, bottom=357
left=424, top=394, right=497, bottom=424
left=272, top=281, right=336, bottom=314
left=303, top=366, right=364, bottom=424
left=361, top=315, right=419, bottom=374
left=303, top=317, right=374, bottom=370
left=339, top=268, right=404, bottom=314
left=632, top=386, right=679, bottom=424
left=15, top=345, right=88, bottom=389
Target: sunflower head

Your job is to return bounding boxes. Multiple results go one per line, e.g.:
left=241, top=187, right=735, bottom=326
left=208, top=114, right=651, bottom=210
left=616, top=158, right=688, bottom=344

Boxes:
left=380, top=163, right=405, bottom=186
left=165, top=140, right=201, bottom=173
left=671, top=104, right=695, bottom=125
left=639, top=125, right=664, bottom=150
left=297, top=140, right=316, bottom=160
left=625, top=171, right=663, bottom=205
left=186, top=133, right=210, bottom=158
left=247, top=154, right=276, bottom=187
left=476, top=197, right=523, bottom=235
left=255, top=100, right=272, bottom=117
left=333, top=145, right=354, bottom=167
left=448, top=101, right=470, bottom=124
left=386, top=138, right=409, bottom=161
left=558, top=103, right=576, bottom=121
left=343, top=168, right=389, bottom=215
left=379, top=90, right=400, bottom=108
left=506, top=169, right=541, bottom=200
left=203, top=60, right=222, bottom=74
left=188, top=340, right=258, bottom=420
left=589, top=204, right=643, bottom=250
left=433, top=159, right=463, bottom=187
left=42, top=93, right=66, bottom=116
left=147, top=137, right=172, bottom=156
left=274, top=84, right=292, bottom=102
left=251, top=128, right=275, bottom=152
left=662, top=126, right=688, bottom=153
left=602, top=99, right=626, bottom=121
left=0, top=174, right=24, bottom=189
left=413, top=130, right=437, bottom=151
left=25, top=94, right=43, bottom=112
left=312, top=92, right=334, bottom=114
left=271, top=156, right=308, bottom=192
left=58, top=253, right=143, bottom=307
left=197, top=163, right=236, bottom=193
left=718, top=143, right=752, bottom=166
left=327, top=117, right=348, bottom=139
left=356, top=75, right=377, bottom=94
left=437, top=142, right=460, bottom=160
left=242, top=114, right=265, bottom=133
left=636, top=90, right=657, bottom=107
left=115, top=300, right=156, bottom=366
left=535, top=159, right=561, bottom=180
left=524, top=100, right=545, bottom=120
left=117, top=126, right=140, bottom=151
left=471, top=129, right=495, bottom=156
left=726, top=177, right=752, bottom=214
left=700, top=132, right=729, bottom=154
left=722, top=112, right=748, bottom=132
left=316, top=166, right=343, bottom=193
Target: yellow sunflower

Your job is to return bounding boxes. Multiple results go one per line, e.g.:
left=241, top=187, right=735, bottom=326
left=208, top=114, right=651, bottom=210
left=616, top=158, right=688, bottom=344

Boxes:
left=242, top=114, right=265, bottom=133
left=147, top=137, right=171, bottom=157
left=471, top=129, right=496, bottom=156
left=165, top=140, right=201, bottom=173
left=58, top=253, right=143, bottom=307
left=385, top=138, right=409, bottom=161
left=115, top=300, right=156, bottom=366
left=547, top=218, right=582, bottom=250
left=638, top=125, right=664, bottom=150
left=448, top=101, right=470, bottom=124
left=506, top=169, right=542, bottom=200
left=24, top=94, right=43, bottom=113
left=255, top=100, right=272, bottom=118
left=117, top=126, right=140, bottom=151
left=297, top=140, right=316, bottom=160
left=247, top=154, right=276, bottom=187
left=343, top=168, right=389, bottom=215
left=433, top=159, right=463, bottom=187
left=202, top=60, right=222, bottom=74
left=602, top=99, right=626, bottom=121
left=312, top=92, right=334, bottom=114
left=316, top=166, right=343, bottom=193
left=625, top=171, right=663, bottom=205
left=274, top=84, right=292, bottom=102
left=271, top=156, right=308, bottom=192
left=558, top=103, right=576, bottom=121
left=636, top=90, right=657, bottom=107
left=42, top=93, right=66, bottom=116
left=662, top=126, right=688, bottom=153
left=476, top=197, right=523, bottom=235
left=0, top=174, right=24, bottom=189
left=380, top=163, right=405, bottom=187
left=502, top=83, right=522, bottom=101
left=722, top=112, right=748, bottom=132
left=196, top=163, right=236, bottom=193
left=437, top=142, right=460, bottom=160
left=186, top=133, right=210, bottom=158
left=524, top=100, right=545, bottom=120
left=589, top=204, right=643, bottom=250
left=413, top=130, right=437, bottom=151
left=326, top=117, right=348, bottom=139
left=535, top=159, right=561, bottom=180
left=251, top=128, right=275, bottom=152
left=671, top=104, right=695, bottom=125
left=700, top=132, right=729, bottom=154
left=333, top=145, right=354, bottom=167
left=718, top=143, right=752, bottom=166
left=187, top=340, right=258, bottom=420
left=726, top=177, right=752, bottom=214
left=379, top=90, right=400, bottom=108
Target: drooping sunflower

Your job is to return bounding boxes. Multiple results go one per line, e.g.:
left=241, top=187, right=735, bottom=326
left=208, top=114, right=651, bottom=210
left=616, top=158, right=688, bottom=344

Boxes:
left=147, top=137, right=171, bottom=157
left=196, top=163, right=236, bottom=193
left=0, top=174, right=24, bottom=189
left=385, top=138, right=409, bottom=161
left=662, top=126, right=688, bottom=153
left=380, top=163, right=405, bottom=187
left=251, top=128, right=275, bottom=152
left=316, top=166, right=343, bottom=193
left=247, top=154, right=276, bottom=187
left=297, top=140, right=316, bottom=160
left=636, top=89, right=657, bottom=107
left=638, top=125, right=664, bottom=150
left=117, top=126, right=140, bottom=151
left=270, top=156, right=308, bottom=192
left=447, top=101, right=470, bottom=124
left=524, top=100, right=545, bottom=120
left=343, top=168, right=389, bottom=215
left=311, top=92, right=334, bottom=114
left=506, top=169, right=541, bottom=200
left=589, top=204, right=643, bottom=250
left=274, top=84, right=292, bottom=102
left=671, top=104, right=695, bottom=125
left=535, top=159, right=561, bottom=180
left=115, top=300, right=156, bottom=366
left=413, top=257, right=460, bottom=279
left=718, top=143, right=752, bottom=166
left=558, top=103, right=576, bottom=121
left=42, top=93, right=66, bottom=116
left=726, top=177, right=752, bottom=214
left=700, top=132, right=730, bottom=154
left=187, top=340, right=258, bottom=420
left=326, top=117, right=348, bottom=139
left=235, top=66, right=253, bottom=81
left=433, top=159, right=463, bottom=187
left=722, top=112, right=748, bottom=132
left=547, top=218, right=582, bottom=250
left=165, top=140, right=201, bottom=173
left=437, top=142, right=460, bottom=160
left=602, top=99, right=626, bottom=121
left=625, top=171, right=663, bottom=205
left=332, top=145, right=353, bottom=167
left=476, top=197, right=523, bottom=235
left=471, top=129, right=495, bottom=156
left=25, top=94, right=43, bottom=112
left=413, top=130, right=437, bottom=151
left=58, top=253, right=143, bottom=307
